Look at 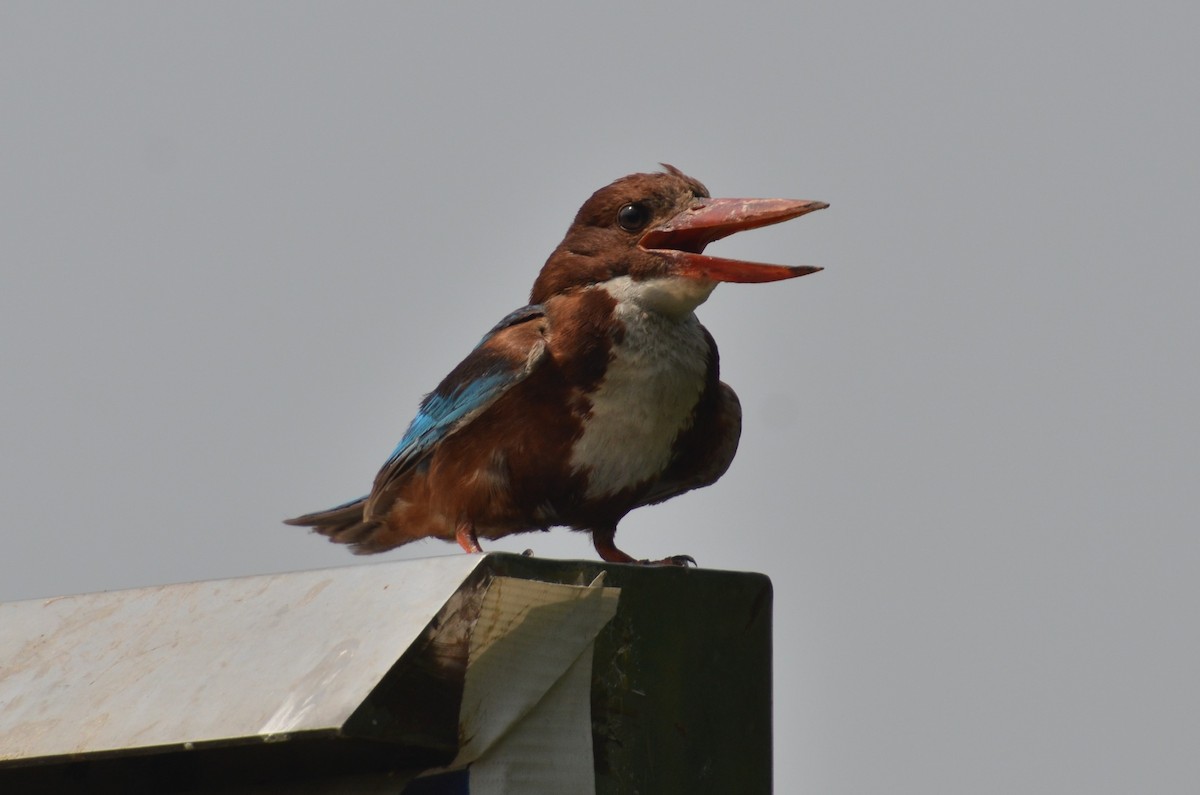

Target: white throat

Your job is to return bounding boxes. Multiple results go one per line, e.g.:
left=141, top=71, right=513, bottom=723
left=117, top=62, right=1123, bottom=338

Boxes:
left=569, top=275, right=713, bottom=498
left=617, top=275, right=718, bottom=320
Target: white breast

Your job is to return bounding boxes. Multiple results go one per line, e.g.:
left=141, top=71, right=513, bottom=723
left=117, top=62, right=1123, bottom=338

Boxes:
left=569, top=276, right=714, bottom=498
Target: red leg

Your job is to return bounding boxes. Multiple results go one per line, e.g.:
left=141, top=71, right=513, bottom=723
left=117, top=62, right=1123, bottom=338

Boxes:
left=591, top=526, right=695, bottom=567
left=592, top=525, right=636, bottom=563
left=455, top=521, right=483, bottom=553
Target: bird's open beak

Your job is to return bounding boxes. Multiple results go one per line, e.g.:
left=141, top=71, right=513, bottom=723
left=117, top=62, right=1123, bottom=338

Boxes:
left=640, top=197, right=828, bottom=282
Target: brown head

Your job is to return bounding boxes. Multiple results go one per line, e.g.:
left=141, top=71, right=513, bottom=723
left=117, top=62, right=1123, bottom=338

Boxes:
left=529, top=165, right=827, bottom=308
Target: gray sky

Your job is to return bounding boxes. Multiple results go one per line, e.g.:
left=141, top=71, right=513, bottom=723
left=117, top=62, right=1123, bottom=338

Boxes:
left=3, top=3, right=1198, bottom=792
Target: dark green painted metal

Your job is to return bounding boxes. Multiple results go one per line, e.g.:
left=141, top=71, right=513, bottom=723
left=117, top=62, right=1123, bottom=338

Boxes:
left=482, top=554, right=774, bottom=795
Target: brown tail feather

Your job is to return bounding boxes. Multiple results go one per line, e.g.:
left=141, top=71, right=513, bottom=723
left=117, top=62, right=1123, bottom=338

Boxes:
left=284, top=497, right=392, bottom=554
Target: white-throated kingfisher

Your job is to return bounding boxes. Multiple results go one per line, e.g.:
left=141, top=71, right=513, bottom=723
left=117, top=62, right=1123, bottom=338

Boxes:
left=286, top=166, right=826, bottom=565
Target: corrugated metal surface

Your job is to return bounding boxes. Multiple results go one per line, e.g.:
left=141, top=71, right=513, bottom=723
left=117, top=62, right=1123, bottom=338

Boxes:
left=0, top=555, right=484, bottom=763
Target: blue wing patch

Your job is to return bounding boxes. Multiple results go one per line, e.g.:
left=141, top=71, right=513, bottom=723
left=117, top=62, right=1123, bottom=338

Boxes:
left=364, top=305, right=546, bottom=516
left=384, top=370, right=511, bottom=465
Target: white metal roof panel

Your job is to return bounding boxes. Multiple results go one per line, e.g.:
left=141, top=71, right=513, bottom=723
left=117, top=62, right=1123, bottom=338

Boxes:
left=0, top=555, right=485, bottom=763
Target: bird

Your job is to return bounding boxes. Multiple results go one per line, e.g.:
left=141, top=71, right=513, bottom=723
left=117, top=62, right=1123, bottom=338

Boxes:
left=286, top=165, right=826, bottom=565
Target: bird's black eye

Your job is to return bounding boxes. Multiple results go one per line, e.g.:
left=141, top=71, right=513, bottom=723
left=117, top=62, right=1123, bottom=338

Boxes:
left=617, top=202, right=651, bottom=232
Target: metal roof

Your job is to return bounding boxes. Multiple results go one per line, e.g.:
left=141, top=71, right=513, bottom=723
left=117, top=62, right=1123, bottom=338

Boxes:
left=0, top=552, right=773, bottom=794
left=0, top=555, right=484, bottom=763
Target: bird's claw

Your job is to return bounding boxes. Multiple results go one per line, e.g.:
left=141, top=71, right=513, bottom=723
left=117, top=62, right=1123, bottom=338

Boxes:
left=639, top=554, right=696, bottom=568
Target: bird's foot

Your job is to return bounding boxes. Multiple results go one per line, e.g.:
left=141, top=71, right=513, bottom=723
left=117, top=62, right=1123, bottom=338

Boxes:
left=639, top=554, right=697, bottom=568
left=592, top=526, right=695, bottom=567
left=455, top=522, right=483, bottom=554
